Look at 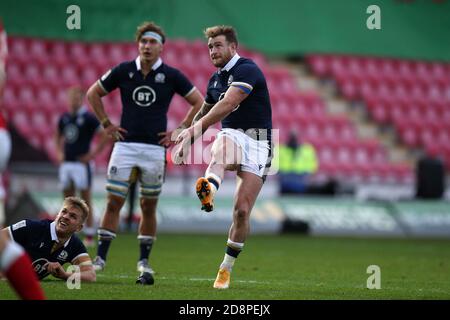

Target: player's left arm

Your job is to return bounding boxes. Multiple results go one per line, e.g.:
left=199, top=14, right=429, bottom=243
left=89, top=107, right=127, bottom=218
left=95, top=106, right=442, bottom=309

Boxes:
left=54, top=118, right=65, bottom=164
left=72, top=254, right=96, bottom=282
left=78, top=127, right=111, bottom=163
left=158, top=88, right=204, bottom=147
left=47, top=254, right=96, bottom=282
left=199, top=86, right=248, bottom=132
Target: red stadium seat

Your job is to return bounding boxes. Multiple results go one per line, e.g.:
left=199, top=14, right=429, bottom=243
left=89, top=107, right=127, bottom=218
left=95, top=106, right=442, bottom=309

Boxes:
left=306, top=55, right=329, bottom=77
left=9, top=38, right=28, bottom=64
left=28, top=39, right=48, bottom=65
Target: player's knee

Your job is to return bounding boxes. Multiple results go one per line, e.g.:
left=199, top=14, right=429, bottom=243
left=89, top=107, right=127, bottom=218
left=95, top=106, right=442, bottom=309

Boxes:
left=140, top=198, right=157, bottom=216
left=106, top=195, right=125, bottom=214
left=211, top=138, right=240, bottom=165
left=210, top=142, right=225, bottom=162
left=233, top=206, right=250, bottom=223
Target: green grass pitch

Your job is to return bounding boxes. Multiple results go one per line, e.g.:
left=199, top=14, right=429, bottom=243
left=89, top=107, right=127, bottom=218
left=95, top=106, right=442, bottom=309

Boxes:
left=1, top=233, right=450, bottom=299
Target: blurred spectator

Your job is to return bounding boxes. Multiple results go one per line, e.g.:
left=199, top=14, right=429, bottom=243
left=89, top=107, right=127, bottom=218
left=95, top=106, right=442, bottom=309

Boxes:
left=276, top=130, right=318, bottom=194
left=55, top=86, right=110, bottom=246
left=415, top=145, right=445, bottom=199
left=0, top=18, right=10, bottom=227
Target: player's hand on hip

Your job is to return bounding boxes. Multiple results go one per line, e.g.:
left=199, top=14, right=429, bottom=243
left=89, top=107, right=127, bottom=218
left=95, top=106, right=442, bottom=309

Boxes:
left=157, top=131, right=174, bottom=148
left=104, top=124, right=127, bottom=142
left=56, top=151, right=64, bottom=164
left=175, top=127, right=195, bottom=145
left=78, top=153, right=92, bottom=163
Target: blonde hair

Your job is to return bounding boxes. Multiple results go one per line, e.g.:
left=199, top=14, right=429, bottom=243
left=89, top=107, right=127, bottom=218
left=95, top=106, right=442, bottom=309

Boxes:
left=63, top=196, right=90, bottom=222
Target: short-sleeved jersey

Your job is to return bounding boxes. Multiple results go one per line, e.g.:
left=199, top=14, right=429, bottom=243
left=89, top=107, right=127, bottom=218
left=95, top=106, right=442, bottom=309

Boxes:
left=98, top=57, right=195, bottom=145
left=58, top=107, right=100, bottom=161
left=8, top=219, right=88, bottom=280
left=205, top=55, right=272, bottom=140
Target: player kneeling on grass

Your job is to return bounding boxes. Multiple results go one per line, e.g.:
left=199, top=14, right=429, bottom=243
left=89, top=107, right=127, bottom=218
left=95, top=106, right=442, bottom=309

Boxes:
left=0, top=196, right=96, bottom=282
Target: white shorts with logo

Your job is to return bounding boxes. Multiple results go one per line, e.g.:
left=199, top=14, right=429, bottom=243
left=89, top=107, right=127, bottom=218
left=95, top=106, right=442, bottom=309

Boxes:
left=216, top=128, right=271, bottom=178
left=106, top=142, right=165, bottom=199
left=59, top=161, right=93, bottom=190
left=0, top=129, right=11, bottom=199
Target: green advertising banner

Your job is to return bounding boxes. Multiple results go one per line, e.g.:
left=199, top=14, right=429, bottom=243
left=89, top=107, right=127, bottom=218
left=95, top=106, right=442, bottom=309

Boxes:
left=1, top=0, right=449, bottom=61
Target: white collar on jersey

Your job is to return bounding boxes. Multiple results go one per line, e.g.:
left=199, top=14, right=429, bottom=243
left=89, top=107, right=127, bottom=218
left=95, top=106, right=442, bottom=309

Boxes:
left=50, top=221, right=71, bottom=248
left=220, top=53, right=241, bottom=72
left=135, top=56, right=162, bottom=71
left=75, top=106, right=87, bottom=116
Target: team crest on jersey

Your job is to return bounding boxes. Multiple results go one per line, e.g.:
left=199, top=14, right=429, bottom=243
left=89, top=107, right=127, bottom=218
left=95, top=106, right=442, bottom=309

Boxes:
left=227, top=75, right=234, bottom=86
left=76, top=116, right=85, bottom=126
left=64, top=124, right=79, bottom=144
left=110, top=166, right=117, bottom=175
left=155, top=73, right=165, bottom=83
left=213, top=81, right=217, bottom=88
left=132, top=85, right=156, bottom=107
left=57, top=250, right=68, bottom=261
left=128, top=72, right=134, bottom=79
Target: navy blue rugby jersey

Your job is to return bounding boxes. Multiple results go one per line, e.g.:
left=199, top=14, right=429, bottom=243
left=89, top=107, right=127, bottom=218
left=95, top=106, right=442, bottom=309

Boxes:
left=58, top=107, right=100, bottom=161
left=98, top=57, right=195, bottom=145
left=205, top=54, right=272, bottom=141
left=8, top=219, right=88, bottom=280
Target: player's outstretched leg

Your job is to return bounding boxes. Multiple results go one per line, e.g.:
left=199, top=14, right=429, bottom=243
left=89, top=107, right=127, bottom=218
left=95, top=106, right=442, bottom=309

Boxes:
left=197, top=135, right=239, bottom=212
left=195, top=173, right=221, bottom=212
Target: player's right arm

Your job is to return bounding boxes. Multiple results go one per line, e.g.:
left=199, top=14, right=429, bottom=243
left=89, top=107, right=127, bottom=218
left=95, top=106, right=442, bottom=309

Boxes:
left=192, top=101, right=215, bottom=125
left=54, top=118, right=64, bottom=164
left=87, top=82, right=127, bottom=141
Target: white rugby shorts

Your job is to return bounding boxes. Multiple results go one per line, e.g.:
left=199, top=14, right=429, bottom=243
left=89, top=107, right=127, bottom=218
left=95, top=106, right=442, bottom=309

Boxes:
left=106, top=142, right=165, bottom=198
left=215, top=128, right=271, bottom=178
left=59, top=161, right=93, bottom=190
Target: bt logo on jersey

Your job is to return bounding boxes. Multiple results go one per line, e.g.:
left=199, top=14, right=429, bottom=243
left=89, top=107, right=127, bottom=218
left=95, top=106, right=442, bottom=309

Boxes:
left=132, top=86, right=156, bottom=107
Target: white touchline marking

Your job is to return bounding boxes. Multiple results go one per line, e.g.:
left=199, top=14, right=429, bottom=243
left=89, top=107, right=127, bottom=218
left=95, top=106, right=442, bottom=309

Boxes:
left=96, top=274, right=265, bottom=284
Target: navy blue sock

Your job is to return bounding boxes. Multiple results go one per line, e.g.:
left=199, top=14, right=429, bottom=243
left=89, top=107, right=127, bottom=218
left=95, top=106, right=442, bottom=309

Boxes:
left=226, top=245, right=241, bottom=258
left=97, top=229, right=116, bottom=261
left=207, top=177, right=220, bottom=190
left=138, top=236, right=154, bottom=261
